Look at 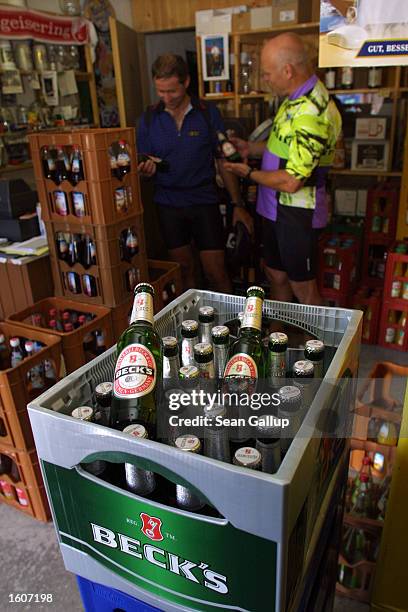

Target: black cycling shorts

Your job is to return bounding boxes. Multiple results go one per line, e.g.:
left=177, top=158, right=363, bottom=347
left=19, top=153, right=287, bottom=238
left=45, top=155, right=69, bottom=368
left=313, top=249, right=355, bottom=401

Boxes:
left=156, top=203, right=224, bottom=251
left=261, top=205, right=322, bottom=282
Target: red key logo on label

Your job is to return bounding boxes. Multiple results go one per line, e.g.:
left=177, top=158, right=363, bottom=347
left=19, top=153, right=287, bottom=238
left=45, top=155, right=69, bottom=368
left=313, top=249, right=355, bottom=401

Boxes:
left=140, top=512, right=164, bottom=541
left=224, top=353, right=258, bottom=379
left=114, top=343, right=156, bottom=398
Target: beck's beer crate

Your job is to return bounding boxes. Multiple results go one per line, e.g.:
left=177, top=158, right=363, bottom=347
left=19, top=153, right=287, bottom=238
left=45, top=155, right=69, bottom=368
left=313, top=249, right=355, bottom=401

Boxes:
left=29, top=128, right=142, bottom=227
left=28, top=291, right=362, bottom=612
left=45, top=214, right=148, bottom=308
left=0, top=445, right=50, bottom=522
left=0, top=322, right=61, bottom=452
left=7, top=297, right=113, bottom=374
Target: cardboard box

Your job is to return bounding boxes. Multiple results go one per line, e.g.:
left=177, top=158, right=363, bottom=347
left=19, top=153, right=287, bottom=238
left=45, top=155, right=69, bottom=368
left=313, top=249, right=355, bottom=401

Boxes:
left=355, top=118, right=387, bottom=140
left=335, top=190, right=357, bottom=216
left=351, top=140, right=389, bottom=171
left=232, top=11, right=251, bottom=32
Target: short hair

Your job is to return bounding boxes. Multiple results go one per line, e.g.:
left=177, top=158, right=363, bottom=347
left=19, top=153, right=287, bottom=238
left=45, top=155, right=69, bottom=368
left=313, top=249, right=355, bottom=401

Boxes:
left=151, top=54, right=189, bottom=82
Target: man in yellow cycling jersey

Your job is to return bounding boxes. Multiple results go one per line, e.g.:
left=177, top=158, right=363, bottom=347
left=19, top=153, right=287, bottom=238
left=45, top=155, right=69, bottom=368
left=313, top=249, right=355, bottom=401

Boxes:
left=225, top=33, right=342, bottom=305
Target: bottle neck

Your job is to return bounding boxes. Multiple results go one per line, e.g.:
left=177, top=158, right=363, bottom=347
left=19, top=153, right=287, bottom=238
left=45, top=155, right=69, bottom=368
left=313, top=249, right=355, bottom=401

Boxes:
left=130, top=292, right=154, bottom=326
left=241, top=295, right=262, bottom=333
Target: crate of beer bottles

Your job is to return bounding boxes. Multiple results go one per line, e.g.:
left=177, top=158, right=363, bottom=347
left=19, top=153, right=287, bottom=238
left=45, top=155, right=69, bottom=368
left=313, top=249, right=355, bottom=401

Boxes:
left=352, top=287, right=382, bottom=344
left=364, top=184, right=398, bottom=244
left=6, top=298, right=113, bottom=374
left=28, top=128, right=142, bottom=227
left=148, top=259, right=182, bottom=313
left=0, top=321, right=61, bottom=452
left=45, top=214, right=148, bottom=308
left=0, top=445, right=50, bottom=521
left=28, top=290, right=362, bottom=612
left=382, top=241, right=408, bottom=305
left=378, top=299, right=408, bottom=352
left=317, top=233, right=359, bottom=300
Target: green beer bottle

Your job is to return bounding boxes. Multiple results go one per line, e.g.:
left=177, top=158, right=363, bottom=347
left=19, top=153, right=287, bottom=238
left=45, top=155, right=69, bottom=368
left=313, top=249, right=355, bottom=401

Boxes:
left=224, top=286, right=265, bottom=380
left=111, top=282, right=162, bottom=437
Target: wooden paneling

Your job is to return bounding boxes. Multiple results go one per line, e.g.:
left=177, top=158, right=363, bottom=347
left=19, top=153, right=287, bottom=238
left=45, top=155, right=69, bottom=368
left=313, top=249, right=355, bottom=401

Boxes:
left=132, top=0, right=272, bottom=32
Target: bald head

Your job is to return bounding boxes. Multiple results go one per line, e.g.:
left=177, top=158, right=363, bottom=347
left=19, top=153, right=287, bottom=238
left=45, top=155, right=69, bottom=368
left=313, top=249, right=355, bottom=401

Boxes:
left=261, top=33, right=314, bottom=96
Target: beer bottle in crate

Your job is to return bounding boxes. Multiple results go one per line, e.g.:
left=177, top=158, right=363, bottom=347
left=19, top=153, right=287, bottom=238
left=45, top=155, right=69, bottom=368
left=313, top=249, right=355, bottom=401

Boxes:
left=55, top=146, right=70, bottom=184
left=224, top=286, right=265, bottom=380
left=42, top=146, right=56, bottom=181
left=70, top=144, right=84, bottom=185
left=111, top=283, right=162, bottom=437
left=117, top=140, right=131, bottom=179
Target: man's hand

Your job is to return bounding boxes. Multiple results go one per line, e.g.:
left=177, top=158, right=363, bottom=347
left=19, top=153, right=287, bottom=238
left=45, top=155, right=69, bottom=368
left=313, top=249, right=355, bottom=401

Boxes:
left=233, top=206, right=254, bottom=235
left=137, top=159, right=156, bottom=177
left=230, top=136, right=250, bottom=161
left=223, top=161, right=251, bottom=178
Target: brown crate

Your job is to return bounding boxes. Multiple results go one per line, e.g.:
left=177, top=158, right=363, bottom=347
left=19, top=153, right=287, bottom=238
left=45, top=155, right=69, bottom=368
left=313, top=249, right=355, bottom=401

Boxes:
left=6, top=298, right=113, bottom=373
left=29, top=128, right=142, bottom=226
left=148, top=259, right=182, bottom=313
left=110, top=297, right=133, bottom=340
left=0, top=445, right=50, bottom=521
left=0, top=257, right=53, bottom=319
left=0, top=322, right=62, bottom=451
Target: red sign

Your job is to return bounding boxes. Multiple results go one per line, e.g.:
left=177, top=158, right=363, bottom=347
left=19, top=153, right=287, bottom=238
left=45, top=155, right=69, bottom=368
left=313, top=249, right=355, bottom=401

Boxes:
left=140, top=513, right=164, bottom=542
left=0, top=6, right=90, bottom=45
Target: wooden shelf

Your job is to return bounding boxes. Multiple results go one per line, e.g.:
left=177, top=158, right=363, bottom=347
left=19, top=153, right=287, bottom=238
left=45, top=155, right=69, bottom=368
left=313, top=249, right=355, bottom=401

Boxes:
left=344, top=513, right=384, bottom=530
left=0, top=161, right=33, bottom=173
left=330, top=169, right=402, bottom=177
left=238, top=21, right=320, bottom=39
left=238, top=93, right=271, bottom=99
left=203, top=94, right=235, bottom=101
left=330, top=88, right=393, bottom=96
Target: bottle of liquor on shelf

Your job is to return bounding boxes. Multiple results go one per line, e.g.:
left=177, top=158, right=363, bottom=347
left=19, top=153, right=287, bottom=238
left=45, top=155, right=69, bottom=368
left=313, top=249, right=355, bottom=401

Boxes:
left=117, top=140, right=131, bottom=179
left=340, top=67, right=353, bottom=89
left=325, top=68, right=336, bottom=90
left=217, top=131, right=242, bottom=163
left=42, top=146, right=56, bottom=181
left=55, top=146, right=70, bottom=184
left=0, top=334, right=10, bottom=370
left=224, top=286, right=265, bottom=380
left=110, top=283, right=163, bottom=437
left=70, top=144, right=84, bottom=185
left=10, top=337, right=24, bottom=368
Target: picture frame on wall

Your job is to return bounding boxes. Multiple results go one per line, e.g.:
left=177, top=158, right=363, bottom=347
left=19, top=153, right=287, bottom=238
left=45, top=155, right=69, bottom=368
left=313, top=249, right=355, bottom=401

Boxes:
left=201, top=33, right=229, bottom=81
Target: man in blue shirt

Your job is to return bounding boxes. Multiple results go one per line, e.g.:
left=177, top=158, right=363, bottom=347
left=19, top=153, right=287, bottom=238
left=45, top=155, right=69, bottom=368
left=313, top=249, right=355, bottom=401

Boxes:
left=137, top=54, right=252, bottom=292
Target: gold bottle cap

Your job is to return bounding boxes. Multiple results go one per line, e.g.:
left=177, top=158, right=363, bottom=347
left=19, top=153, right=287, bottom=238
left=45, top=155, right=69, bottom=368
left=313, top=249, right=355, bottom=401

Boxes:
left=293, top=360, right=314, bottom=377
left=269, top=332, right=288, bottom=345
left=193, top=342, right=213, bottom=356
left=212, top=325, right=230, bottom=343
left=135, top=282, right=154, bottom=295
left=305, top=339, right=325, bottom=354
left=175, top=434, right=201, bottom=453
left=122, top=424, right=148, bottom=439
left=233, top=447, right=261, bottom=469
left=247, top=286, right=265, bottom=296
left=179, top=365, right=199, bottom=379
left=199, top=306, right=215, bottom=322
left=181, top=319, right=199, bottom=336
left=71, top=406, right=94, bottom=421
left=95, top=382, right=113, bottom=396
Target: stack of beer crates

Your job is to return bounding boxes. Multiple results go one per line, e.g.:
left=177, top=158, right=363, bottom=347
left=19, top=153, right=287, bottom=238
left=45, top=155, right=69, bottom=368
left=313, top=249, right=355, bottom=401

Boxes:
left=317, top=233, right=360, bottom=307
left=0, top=321, right=62, bottom=521
left=378, top=240, right=408, bottom=351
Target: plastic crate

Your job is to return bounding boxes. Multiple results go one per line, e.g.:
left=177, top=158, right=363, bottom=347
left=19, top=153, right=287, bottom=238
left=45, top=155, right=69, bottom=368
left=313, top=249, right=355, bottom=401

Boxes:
left=321, top=290, right=350, bottom=308
left=29, top=128, right=142, bottom=226
left=0, top=321, right=61, bottom=452
left=148, top=259, right=182, bottom=313
left=317, top=233, right=359, bottom=298
left=0, top=256, right=53, bottom=320
left=6, top=298, right=113, bottom=374
left=28, top=290, right=362, bottom=612
left=352, top=287, right=382, bottom=344
left=76, top=575, right=161, bottom=612
left=0, top=445, right=50, bottom=521
left=361, top=241, right=389, bottom=289
left=383, top=241, right=408, bottom=305
left=45, top=216, right=148, bottom=308
left=378, top=299, right=408, bottom=352
left=364, top=185, right=398, bottom=244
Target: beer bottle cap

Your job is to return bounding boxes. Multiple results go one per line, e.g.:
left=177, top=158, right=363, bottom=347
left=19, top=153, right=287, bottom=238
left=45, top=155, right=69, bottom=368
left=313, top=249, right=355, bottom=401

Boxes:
left=181, top=319, right=198, bottom=337
left=175, top=434, right=201, bottom=453
left=71, top=406, right=94, bottom=421
left=123, top=424, right=148, bottom=439
left=278, top=385, right=302, bottom=410
left=179, top=365, right=199, bottom=379
left=293, top=360, right=314, bottom=378
left=10, top=337, right=20, bottom=348
left=198, top=306, right=215, bottom=323
left=162, top=336, right=179, bottom=357
left=25, top=340, right=34, bottom=352
left=225, top=376, right=253, bottom=394
left=247, top=286, right=265, bottom=297
left=134, top=282, right=154, bottom=296
left=95, top=382, right=113, bottom=406
left=211, top=325, right=230, bottom=345
left=256, top=417, right=281, bottom=440
left=268, top=332, right=288, bottom=352
left=193, top=342, right=213, bottom=364
left=204, top=403, right=226, bottom=421
left=304, top=340, right=325, bottom=361
left=233, top=447, right=261, bottom=469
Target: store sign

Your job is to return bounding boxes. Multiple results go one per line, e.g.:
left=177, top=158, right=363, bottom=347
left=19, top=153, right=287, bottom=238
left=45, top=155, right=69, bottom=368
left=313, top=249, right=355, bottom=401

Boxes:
left=319, top=0, right=408, bottom=67
left=0, top=6, right=90, bottom=45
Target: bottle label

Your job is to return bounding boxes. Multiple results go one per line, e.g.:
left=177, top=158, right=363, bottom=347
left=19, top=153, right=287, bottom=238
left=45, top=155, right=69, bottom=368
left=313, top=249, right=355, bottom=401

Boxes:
left=130, top=292, right=154, bottom=325
left=117, top=151, right=130, bottom=166
left=224, top=353, right=258, bottom=379
left=241, top=296, right=262, bottom=331
left=114, top=343, right=156, bottom=398
left=222, top=142, right=237, bottom=158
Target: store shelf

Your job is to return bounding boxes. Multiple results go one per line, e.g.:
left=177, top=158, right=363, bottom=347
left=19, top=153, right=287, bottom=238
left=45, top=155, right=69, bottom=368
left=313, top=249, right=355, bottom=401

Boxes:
left=203, top=94, right=235, bottom=100
left=238, top=21, right=320, bottom=40
left=238, top=93, right=272, bottom=99
left=330, top=169, right=402, bottom=177
left=330, top=88, right=393, bottom=96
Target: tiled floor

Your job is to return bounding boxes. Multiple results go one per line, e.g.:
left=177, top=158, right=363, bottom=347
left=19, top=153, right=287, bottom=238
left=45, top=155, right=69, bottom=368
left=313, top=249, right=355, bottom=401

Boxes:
left=1, top=343, right=406, bottom=611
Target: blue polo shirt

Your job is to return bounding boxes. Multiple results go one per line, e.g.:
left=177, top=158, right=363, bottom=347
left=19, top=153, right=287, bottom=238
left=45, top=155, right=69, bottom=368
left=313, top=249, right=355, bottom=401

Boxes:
left=137, top=98, right=225, bottom=207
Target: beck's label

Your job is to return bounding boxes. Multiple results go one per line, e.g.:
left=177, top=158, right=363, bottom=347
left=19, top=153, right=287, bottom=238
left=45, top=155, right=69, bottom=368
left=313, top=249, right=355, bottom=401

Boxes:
left=224, top=353, right=258, bottom=379
left=114, top=343, right=156, bottom=398
left=241, top=296, right=262, bottom=331
left=130, top=293, right=154, bottom=325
